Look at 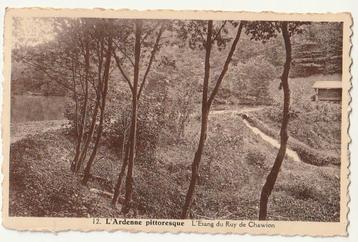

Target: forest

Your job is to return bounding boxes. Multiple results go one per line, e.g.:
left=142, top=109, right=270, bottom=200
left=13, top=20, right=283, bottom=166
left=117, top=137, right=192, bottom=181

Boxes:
left=9, top=17, right=342, bottom=221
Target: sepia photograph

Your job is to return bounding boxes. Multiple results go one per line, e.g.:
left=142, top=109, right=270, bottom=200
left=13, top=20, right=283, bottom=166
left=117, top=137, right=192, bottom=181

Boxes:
left=1, top=9, right=351, bottom=235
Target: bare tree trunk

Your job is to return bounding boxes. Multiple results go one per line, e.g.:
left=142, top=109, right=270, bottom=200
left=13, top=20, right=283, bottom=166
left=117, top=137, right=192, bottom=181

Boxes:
left=82, top=37, right=113, bottom=185
left=259, top=22, right=292, bottom=220
left=112, top=135, right=130, bottom=206
left=72, top=88, right=88, bottom=171
left=73, top=64, right=79, bottom=139
left=71, top=43, right=90, bottom=172
left=71, top=67, right=79, bottom=171
left=181, top=20, right=213, bottom=219
left=121, top=20, right=142, bottom=214
left=75, top=98, right=100, bottom=173
left=120, top=127, right=128, bottom=162
left=81, top=119, right=103, bottom=185
left=121, top=100, right=138, bottom=214
left=181, top=20, right=244, bottom=219
left=75, top=37, right=106, bottom=173
left=181, top=108, right=209, bottom=219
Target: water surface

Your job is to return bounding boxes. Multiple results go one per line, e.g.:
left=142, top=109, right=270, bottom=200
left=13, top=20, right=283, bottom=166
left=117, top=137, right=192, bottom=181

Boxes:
left=11, top=95, right=67, bottom=123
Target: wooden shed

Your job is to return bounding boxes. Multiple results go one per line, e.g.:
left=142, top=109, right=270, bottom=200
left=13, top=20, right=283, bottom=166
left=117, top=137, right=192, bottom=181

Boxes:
left=312, top=80, right=342, bottom=102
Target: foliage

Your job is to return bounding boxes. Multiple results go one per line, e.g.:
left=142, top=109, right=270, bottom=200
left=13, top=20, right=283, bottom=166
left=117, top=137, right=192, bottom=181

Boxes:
left=176, top=20, right=238, bottom=50
left=11, top=51, right=66, bottom=96
left=10, top=18, right=343, bottom=220
left=9, top=110, right=340, bottom=221
left=216, top=56, right=276, bottom=105
left=11, top=21, right=342, bottom=97
left=245, top=148, right=269, bottom=170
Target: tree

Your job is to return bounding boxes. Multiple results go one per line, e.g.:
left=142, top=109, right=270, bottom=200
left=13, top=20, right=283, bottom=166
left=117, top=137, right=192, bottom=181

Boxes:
left=82, top=26, right=113, bottom=185
left=257, top=22, right=291, bottom=220
left=244, top=20, right=306, bottom=220
left=28, top=18, right=117, bottom=178
left=180, top=20, right=245, bottom=219
left=111, top=19, right=165, bottom=213
left=13, top=19, right=94, bottom=173
left=67, top=19, right=112, bottom=175
left=65, top=20, right=92, bottom=173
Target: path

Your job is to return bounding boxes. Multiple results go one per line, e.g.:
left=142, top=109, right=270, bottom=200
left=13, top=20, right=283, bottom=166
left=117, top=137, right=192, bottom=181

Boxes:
left=211, top=106, right=302, bottom=163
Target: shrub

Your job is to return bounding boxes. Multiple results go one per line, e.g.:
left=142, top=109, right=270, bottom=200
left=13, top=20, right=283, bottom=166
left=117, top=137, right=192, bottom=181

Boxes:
left=246, top=148, right=269, bottom=170
left=277, top=181, right=322, bottom=201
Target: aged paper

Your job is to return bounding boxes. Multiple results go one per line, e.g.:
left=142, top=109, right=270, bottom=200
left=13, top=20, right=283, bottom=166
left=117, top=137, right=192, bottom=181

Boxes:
left=2, top=8, right=352, bottom=236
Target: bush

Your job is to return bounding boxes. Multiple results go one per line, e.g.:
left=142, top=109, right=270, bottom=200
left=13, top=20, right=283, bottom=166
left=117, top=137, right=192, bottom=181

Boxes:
left=276, top=181, right=322, bottom=202
left=238, top=56, right=277, bottom=105
left=215, top=56, right=277, bottom=105
left=246, top=148, right=269, bottom=170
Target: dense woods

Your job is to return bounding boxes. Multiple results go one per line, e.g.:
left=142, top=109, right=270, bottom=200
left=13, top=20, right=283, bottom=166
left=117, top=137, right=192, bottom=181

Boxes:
left=10, top=17, right=343, bottom=220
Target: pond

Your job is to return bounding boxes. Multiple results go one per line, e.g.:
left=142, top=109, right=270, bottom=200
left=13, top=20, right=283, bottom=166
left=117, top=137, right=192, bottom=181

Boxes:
left=11, top=95, right=67, bottom=123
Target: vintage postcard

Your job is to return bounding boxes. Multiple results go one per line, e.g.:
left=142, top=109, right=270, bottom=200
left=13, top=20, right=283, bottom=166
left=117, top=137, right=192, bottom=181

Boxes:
left=2, top=8, right=352, bottom=236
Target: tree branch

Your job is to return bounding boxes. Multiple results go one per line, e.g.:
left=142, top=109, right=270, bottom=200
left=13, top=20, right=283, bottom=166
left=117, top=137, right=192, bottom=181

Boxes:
left=137, top=24, right=165, bottom=100
left=202, top=20, right=213, bottom=106
left=207, top=21, right=244, bottom=108
left=113, top=50, right=134, bottom=93
left=113, top=40, right=135, bottom=67
left=140, top=22, right=160, bottom=44
left=192, top=21, right=206, bottom=43
left=211, top=21, right=227, bottom=43
left=21, top=59, right=74, bottom=93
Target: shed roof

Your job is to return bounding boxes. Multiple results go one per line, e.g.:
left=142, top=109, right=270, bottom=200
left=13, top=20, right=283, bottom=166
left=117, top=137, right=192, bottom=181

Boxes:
left=313, top=81, right=342, bottom=89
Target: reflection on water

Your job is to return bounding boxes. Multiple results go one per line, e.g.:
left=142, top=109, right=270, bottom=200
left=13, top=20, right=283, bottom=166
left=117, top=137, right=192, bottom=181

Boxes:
left=11, top=95, right=66, bottom=123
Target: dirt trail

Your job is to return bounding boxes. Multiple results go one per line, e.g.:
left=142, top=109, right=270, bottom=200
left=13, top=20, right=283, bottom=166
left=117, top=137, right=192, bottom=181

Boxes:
left=10, top=119, right=69, bottom=144
left=211, top=106, right=264, bottom=116
left=211, top=106, right=302, bottom=163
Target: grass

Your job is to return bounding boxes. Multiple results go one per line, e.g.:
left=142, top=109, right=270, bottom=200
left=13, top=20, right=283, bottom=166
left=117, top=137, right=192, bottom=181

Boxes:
left=10, top=119, right=68, bottom=143
left=249, top=74, right=341, bottom=165
left=244, top=115, right=340, bottom=166
left=9, top=131, right=128, bottom=218
left=9, top=110, right=340, bottom=221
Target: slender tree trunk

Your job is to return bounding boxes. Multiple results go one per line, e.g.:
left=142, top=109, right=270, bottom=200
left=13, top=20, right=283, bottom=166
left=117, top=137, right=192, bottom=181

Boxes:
left=72, top=43, right=90, bottom=172
left=259, top=22, right=292, bottom=220
left=120, top=127, right=128, bottom=162
left=82, top=37, right=113, bottom=185
left=121, top=99, right=138, bottom=214
left=71, top=86, right=88, bottom=171
left=75, top=97, right=100, bottom=173
left=181, top=20, right=213, bottom=219
left=121, top=20, right=142, bottom=214
left=75, top=39, right=105, bottom=173
left=81, top=121, right=103, bottom=185
left=181, top=108, right=209, bottom=219
left=73, top=64, right=79, bottom=139
left=112, top=134, right=131, bottom=206
left=181, top=20, right=244, bottom=219
left=71, top=68, right=79, bottom=171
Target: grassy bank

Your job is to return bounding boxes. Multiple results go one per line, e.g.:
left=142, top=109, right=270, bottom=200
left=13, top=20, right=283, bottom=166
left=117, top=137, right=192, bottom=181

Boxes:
left=244, top=114, right=340, bottom=166
left=9, top=112, right=340, bottom=221
left=246, top=74, right=341, bottom=166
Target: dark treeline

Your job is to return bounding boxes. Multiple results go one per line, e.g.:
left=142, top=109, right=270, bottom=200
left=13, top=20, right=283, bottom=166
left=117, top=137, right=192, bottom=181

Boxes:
left=12, top=18, right=342, bottom=219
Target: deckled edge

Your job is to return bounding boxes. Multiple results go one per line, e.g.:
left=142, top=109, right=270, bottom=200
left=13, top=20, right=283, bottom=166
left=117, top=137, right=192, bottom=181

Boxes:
left=1, top=7, right=353, bottom=237
left=345, top=11, right=353, bottom=237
